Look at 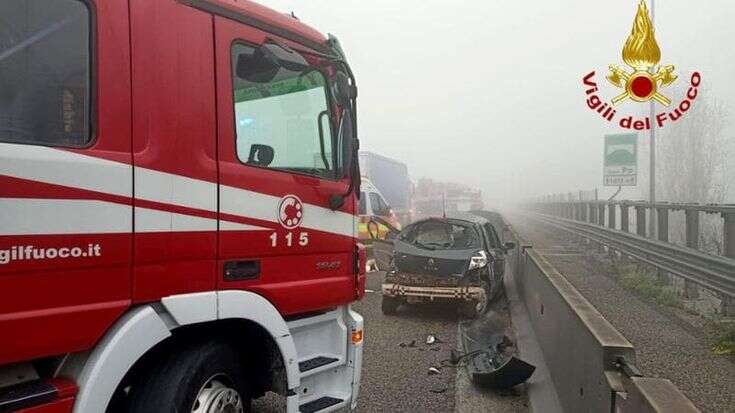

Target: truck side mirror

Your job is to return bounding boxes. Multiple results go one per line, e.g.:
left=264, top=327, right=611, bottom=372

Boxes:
left=333, top=71, right=357, bottom=106
left=247, top=144, right=274, bottom=167
left=236, top=42, right=309, bottom=83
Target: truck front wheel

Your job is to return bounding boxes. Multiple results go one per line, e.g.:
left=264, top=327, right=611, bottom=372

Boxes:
left=127, top=340, right=252, bottom=413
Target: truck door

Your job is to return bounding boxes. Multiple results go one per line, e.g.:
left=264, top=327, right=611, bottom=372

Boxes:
left=214, top=17, right=357, bottom=315
left=0, top=0, right=132, bottom=364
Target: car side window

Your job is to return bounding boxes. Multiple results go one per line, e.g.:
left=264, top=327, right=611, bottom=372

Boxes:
left=369, top=193, right=387, bottom=215
left=358, top=192, right=367, bottom=215
left=484, top=223, right=501, bottom=248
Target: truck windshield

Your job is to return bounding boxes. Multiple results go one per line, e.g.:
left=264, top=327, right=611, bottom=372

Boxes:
left=0, top=0, right=91, bottom=147
left=231, top=43, right=340, bottom=180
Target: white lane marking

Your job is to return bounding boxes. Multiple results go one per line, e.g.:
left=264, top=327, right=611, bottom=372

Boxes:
left=0, top=199, right=131, bottom=235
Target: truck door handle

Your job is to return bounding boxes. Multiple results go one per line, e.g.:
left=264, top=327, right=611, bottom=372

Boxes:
left=224, top=260, right=261, bottom=281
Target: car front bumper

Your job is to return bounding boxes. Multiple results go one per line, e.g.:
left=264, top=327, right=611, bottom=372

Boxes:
left=381, top=282, right=484, bottom=300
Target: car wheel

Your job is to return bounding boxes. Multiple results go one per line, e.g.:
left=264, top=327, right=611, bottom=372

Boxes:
left=381, top=296, right=401, bottom=315
left=127, top=340, right=252, bottom=413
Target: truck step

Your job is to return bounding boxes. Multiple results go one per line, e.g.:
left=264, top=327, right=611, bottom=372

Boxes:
left=299, top=396, right=344, bottom=413
left=298, top=356, right=340, bottom=373
left=0, top=380, right=57, bottom=411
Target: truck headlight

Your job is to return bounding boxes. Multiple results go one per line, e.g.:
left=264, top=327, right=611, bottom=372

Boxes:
left=468, top=250, right=488, bottom=271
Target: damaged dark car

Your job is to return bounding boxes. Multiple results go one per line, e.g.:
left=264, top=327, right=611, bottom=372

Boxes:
left=379, top=213, right=515, bottom=318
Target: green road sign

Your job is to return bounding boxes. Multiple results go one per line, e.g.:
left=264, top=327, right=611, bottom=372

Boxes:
left=604, top=134, right=637, bottom=187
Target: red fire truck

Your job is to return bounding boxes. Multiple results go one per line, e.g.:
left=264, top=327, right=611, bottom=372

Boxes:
left=0, top=1, right=365, bottom=412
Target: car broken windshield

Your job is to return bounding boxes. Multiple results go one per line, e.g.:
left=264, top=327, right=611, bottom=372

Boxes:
left=403, top=220, right=481, bottom=251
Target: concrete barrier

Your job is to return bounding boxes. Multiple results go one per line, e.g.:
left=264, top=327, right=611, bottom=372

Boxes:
left=504, top=220, right=698, bottom=413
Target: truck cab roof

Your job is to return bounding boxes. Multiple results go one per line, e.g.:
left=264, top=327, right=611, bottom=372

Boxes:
left=185, top=0, right=329, bottom=51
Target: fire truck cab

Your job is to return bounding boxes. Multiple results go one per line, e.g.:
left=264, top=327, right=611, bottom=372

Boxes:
left=0, top=0, right=364, bottom=412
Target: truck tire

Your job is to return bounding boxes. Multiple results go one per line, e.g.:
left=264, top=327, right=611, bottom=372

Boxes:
left=127, top=340, right=252, bottom=413
left=381, top=296, right=401, bottom=315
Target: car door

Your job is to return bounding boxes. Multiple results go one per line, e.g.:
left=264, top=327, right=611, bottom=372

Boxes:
left=214, top=16, right=357, bottom=315
left=483, top=223, right=506, bottom=277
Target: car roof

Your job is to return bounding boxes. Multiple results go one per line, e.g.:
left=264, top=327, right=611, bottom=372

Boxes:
left=411, top=212, right=490, bottom=227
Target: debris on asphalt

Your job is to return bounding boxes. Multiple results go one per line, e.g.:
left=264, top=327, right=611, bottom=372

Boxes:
left=408, top=339, right=417, bottom=348
left=426, top=335, right=436, bottom=345
left=459, top=323, right=535, bottom=389
left=428, top=367, right=441, bottom=375
left=429, top=386, right=448, bottom=394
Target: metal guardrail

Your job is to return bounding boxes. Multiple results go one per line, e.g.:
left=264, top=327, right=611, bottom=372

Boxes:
left=529, top=199, right=735, bottom=315
left=503, top=219, right=699, bottom=412
left=533, top=199, right=735, bottom=260
left=530, top=213, right=735, bottom=299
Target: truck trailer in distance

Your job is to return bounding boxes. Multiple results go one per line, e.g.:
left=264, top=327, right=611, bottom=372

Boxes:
left=359, top=151, right=413, bottom=225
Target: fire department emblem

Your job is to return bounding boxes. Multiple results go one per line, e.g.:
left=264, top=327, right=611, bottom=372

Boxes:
left=277, top=195, right=304, bottom=229
left=607, top=0, right=677, bottom=106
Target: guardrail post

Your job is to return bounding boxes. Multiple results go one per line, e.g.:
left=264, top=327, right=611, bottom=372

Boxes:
left=656, top=206, right=672, bottom=285
left=635, top=206, right=647, bottom=237
left=657, top=206, right=669, bottom=242
left=608, top=203, right=616, bottom=230
left=588, top=202, right=596, bottom=224
left=722, top=212, right=735, bottom=316
left=598, top=203, right=606, bottom=228
left=684, top=209, right=700, bottom=299
left=620, top=204, right=629, bottom=233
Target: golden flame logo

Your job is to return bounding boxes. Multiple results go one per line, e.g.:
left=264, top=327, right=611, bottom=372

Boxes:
left=622, top=1, right=660, bottom=70
left=607, top=0, right=677, bottom=106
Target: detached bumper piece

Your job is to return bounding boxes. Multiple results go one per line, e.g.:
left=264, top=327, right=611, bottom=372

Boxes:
left=458, top=323, right=535, bottom=389
left=382, top=282, right=483, bottom=300
left=0, top=378, right=76, bottom=413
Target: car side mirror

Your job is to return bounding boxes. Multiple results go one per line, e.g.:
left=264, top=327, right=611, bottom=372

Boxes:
left=503, top=242, right=516, bottom=251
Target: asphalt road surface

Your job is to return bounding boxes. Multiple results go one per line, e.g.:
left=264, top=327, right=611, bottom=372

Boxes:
left=253, top=270, right=529, bottom=412
left=353, top=271, right=460, bottom=412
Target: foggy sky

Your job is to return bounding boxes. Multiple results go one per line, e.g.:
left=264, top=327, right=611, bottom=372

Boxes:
left=259, top=0, right=735, bottom=204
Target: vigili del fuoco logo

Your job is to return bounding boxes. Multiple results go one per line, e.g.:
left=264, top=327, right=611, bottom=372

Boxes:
left=583, top=0, right=701, bottom=130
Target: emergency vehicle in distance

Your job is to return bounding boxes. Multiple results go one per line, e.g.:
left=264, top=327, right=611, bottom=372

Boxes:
left=0, top=1, right=364, bottom=412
